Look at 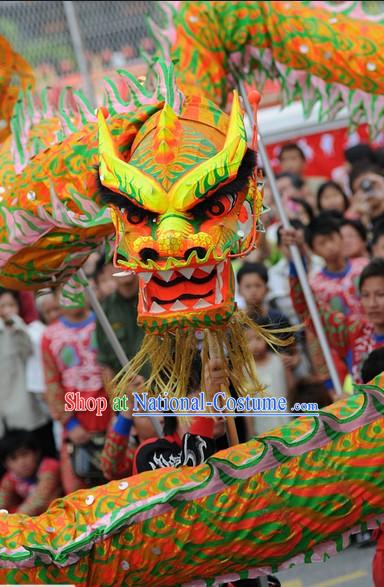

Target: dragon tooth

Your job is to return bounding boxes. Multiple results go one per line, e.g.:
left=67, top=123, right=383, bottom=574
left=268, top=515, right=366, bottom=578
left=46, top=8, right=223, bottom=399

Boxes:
left=193, top=298, right=212, bottom=309
left=138, top=272, right=152, bottom=284
left=200, top=265, right=214, bottom=274
left=149, top=301, right=165, bottom=313
left=157, top=270, right=174, bottom=282
left=178, top=267, right=195, bottom=279
left=169, top=300, right=188, bottom=311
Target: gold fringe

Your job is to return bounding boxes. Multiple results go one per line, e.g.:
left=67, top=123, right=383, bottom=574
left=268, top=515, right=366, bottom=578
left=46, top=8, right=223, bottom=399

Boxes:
left=111, top=309, right=297, bottom=399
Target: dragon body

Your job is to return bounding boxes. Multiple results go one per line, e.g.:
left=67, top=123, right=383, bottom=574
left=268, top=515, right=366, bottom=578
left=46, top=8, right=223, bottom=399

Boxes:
left=0, top=376, right=382, bottom=586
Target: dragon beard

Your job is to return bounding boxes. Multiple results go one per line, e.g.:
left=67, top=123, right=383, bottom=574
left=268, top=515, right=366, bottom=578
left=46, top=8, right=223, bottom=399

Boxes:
left=112, top=310, right=293, bottom=398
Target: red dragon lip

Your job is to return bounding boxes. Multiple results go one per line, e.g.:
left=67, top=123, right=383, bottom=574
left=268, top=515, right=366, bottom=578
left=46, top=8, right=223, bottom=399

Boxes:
left=137, top=260, right=230, bottom=316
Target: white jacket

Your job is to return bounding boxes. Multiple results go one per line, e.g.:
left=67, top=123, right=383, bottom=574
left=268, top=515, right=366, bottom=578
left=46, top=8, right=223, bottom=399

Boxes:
left=0, top=315, right=48, bottom=435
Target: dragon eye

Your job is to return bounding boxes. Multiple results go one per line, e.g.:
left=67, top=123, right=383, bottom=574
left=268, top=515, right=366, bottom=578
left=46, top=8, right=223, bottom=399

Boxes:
left=207, top=200, right=225, bottom=216
left=192, top=193, right=237, bottom=219
left=118, top=202, right=155, bottom=225
left=120, top=207, right=145, bottom=225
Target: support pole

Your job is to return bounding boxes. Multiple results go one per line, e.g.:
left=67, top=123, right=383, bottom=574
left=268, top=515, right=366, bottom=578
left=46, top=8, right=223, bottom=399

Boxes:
left=63, top=0, right=95, bottom=107
left=78, top=268, right=162, bottom=436
left=206, top=330, right=239, bottom=446
left=238, top=81, right=343, bottom=397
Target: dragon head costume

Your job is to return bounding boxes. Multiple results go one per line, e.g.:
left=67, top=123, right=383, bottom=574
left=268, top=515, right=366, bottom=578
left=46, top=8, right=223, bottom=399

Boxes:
left=98, top=93, right=260, bottom=333
left=97, top=70, right=271, bottom=396
left=0, top=60, right=274, bottom=396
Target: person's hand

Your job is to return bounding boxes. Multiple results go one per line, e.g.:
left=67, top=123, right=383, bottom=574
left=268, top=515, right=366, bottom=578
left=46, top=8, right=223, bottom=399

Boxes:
left=67, top=424, right=91, bottom=445
left=279, top=227, right=305, bottom=252
left=348, top=190, right=370, bottom=216
left=281, top=352, right=300, bottom=371
left=212, top=415, right=226, bottom=439
left=204, top=359, right=228, bottom=397
left=122, top=375, right=145, bottom=417
left=101, top=366, right=115, bottom=392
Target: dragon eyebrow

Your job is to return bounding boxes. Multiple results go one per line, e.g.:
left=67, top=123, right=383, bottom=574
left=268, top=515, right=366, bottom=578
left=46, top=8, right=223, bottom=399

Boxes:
left=97, top=177, right=148, bottom=210
left=211, top=148, right=256, bottom=197
left=187, top=148, right=256, bottom=209
left=98, top=148, right=256, bottom=212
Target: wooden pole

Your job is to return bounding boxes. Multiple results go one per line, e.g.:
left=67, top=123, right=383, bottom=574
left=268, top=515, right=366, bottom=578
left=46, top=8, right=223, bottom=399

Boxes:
left=206, top=330, right=239, bottom=446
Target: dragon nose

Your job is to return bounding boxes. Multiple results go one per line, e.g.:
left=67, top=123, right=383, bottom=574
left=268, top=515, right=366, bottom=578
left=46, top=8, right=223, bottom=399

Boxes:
left=139, top=247, right=160, bottom=263
left=184, top=247, right=207, bottom=261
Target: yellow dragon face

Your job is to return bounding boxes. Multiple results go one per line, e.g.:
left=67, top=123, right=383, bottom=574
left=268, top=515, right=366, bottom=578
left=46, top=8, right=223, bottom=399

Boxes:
left=98, top=93, right=263, bottom=333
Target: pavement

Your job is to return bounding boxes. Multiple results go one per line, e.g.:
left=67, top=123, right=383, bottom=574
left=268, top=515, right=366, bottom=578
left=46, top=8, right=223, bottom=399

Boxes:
left=277, top=544, right=375, bottom=587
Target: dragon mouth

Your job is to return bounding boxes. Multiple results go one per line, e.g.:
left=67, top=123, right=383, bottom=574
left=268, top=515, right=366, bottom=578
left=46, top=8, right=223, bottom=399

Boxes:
left=138, top=260, right=230, bottom=315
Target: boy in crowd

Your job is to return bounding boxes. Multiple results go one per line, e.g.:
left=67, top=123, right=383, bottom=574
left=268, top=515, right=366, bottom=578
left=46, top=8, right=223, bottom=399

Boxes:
left=41, top=291, right=111, bottom=493
left=237, top=262, right=290, bottom=326
left=96, top=270, right=156, bottom=441
left=304, top=213, right=368, bottom=317
left=283, top=228, right=384, bottom=384
left=279, top=143, right=306, bottom=177
left=0, top=430, right=61, bottom=515
left=93, top=256, right=116, bottom=301
left=237, top=262, right=306, bottom=379
left=278, top=142, right=325, bottom=206
left=340, top=219, right=369, bottom=260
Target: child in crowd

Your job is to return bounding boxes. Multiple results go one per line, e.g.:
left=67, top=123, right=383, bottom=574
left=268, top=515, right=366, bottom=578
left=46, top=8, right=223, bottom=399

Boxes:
left=340, top=219, right=369, bottom=260
left=0, top=430, right=61, bottom=515
left=268, top=219, right=322, bottom=325
left=305, top=213, right=368, bottom=317
left=244, top=317, right=293, bottom=437
left=289, top=197, right=314, bottom=225
left=316, top=181, right=349, bottom=216
left=41, top=292, right=111, bottom=493
left=0, top=289, right=48, bottom=439
left=278, top=143, right=322, bottom=208
left=93, top=256, right=117, bottom=301
left=238, top=261, right=309, bottom=380
left=237, top=262, right=290, bottom=327
left=283, top=228, right=384, bottom=384
left=349, top=164, right=384, bottom=228
left=26, top=291, right=61, bottom=457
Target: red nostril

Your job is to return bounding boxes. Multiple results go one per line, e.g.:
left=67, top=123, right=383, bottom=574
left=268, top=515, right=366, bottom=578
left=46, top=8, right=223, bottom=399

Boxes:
left=184, top=247, right=207, bottom=261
